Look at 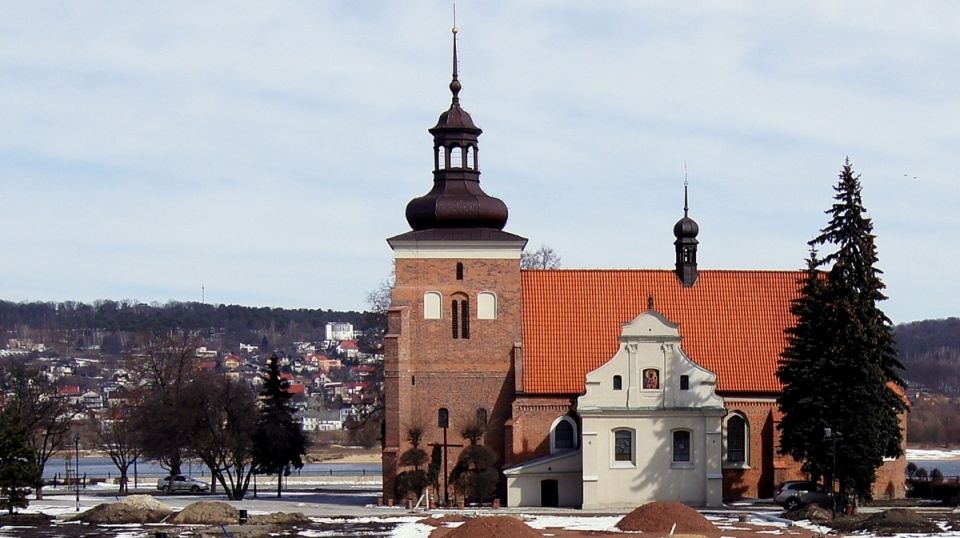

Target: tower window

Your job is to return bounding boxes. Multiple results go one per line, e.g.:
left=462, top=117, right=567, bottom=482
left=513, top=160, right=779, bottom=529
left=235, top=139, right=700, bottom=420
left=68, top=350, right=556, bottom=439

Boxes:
left=456, top=262, right=464, bottom=280
left=450, top=146, right=464, bottom=168
left=438, top=408, right=449, bottom=429
left=613, top=375, right=622, bottom=390
left=452, top=297, right=470, bottom=339
left=680, top=375, right=689, bottom=390
left=424, top=292, right=442, bottom=319
left=465, top=145, right=477, bottom=170
left=437, top=146, right=446, bottom=170
left=477, top=292, right=497, bottom=319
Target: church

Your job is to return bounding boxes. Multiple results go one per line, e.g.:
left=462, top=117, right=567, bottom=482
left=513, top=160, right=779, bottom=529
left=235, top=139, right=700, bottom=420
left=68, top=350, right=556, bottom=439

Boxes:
left=381, top=29, right=906, bottom=508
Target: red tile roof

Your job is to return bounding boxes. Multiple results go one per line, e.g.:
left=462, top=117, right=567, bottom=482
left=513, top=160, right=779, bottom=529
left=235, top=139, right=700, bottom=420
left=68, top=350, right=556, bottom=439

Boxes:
left=520, top=269, right=803, bottom=395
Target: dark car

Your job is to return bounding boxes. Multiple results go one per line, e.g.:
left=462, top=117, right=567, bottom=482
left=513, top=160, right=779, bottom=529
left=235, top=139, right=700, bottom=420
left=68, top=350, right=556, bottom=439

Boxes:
left=773, top=481, right=833, bottom=510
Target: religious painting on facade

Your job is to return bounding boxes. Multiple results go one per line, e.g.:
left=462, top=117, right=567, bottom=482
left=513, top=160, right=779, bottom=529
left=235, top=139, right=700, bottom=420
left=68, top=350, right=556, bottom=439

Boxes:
left=643, top=368, right=660, bottom=389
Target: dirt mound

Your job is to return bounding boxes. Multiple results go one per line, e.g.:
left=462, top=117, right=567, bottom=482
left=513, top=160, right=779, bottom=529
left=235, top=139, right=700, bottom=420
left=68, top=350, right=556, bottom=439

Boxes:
left=840, top=509, right=941, bottom=534
left=168, top=501, right=238, bottom=525
left=781, top=504, right=833, bottom=522
left=443, top=515, right=542, bottom=538
left=0, top=513, right=52, bottom=525
left=248, top=512, right=311, bottom=525
left=119, top=494, right=171, bottom=512
left=70, top=501, right=173, bottom=524
left=422, top=514, right=468, bottom=527
left=616, top=501, right=718, bottom=534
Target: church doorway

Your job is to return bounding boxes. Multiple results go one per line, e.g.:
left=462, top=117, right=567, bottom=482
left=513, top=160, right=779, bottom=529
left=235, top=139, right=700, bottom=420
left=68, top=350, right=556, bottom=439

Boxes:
left=541, top=479, right=559, bottom=507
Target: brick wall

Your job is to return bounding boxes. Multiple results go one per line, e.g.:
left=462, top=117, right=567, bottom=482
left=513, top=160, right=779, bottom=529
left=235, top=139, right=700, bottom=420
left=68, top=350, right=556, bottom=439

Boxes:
left=382, top=254, right=523, bottom=502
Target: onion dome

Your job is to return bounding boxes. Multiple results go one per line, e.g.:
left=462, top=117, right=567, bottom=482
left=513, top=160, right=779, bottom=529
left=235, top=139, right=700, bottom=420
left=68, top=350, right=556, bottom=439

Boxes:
left=404, top=27, right=509, bottom=232
left=673, top=183, right=699, bottom=240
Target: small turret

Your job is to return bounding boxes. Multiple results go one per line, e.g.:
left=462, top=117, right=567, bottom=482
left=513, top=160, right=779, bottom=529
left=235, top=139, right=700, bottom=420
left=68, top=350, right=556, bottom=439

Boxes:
left=674, top=182, right=699, bottom=287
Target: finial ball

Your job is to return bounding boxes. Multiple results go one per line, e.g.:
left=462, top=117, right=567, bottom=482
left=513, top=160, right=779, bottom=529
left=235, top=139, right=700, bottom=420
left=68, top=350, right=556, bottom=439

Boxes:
left=452, top=27, right=458, bottom=34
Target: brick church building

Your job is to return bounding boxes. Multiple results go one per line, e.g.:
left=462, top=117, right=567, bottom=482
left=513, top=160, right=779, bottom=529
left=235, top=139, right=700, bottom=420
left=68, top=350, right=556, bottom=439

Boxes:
left=381, top=30, right=906, bottom=508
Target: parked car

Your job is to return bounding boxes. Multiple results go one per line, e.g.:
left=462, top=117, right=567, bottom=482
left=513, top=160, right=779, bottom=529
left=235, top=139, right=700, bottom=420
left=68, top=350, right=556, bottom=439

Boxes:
left=157, top=475, right=210, bottom=493
left=773, top=481, right=833, bottom=510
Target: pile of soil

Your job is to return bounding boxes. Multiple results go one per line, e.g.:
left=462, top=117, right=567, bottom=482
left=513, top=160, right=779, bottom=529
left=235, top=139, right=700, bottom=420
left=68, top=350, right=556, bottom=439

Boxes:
left=616, top=501, right=718, bottom=534
left=421, top=514, right=468, bottom=527
left=0, top=513, right=52, bottom=525
left=248, top=511, right=312, bottom=525
left=169, top=501, right=239, bottom=524
left=830, top=509, right=942, bottom=535
left=781, top=504, right=833, bottom=522
left=69, top=495, right=174, bottom=524
left=167, top=501, right=310, bottom=526
left=442, top=515, right=543, bottom=538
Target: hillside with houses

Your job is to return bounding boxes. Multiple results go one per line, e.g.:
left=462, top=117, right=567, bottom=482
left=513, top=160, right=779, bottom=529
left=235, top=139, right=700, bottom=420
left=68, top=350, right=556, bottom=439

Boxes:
left=0, top=299, right=384, bottom=446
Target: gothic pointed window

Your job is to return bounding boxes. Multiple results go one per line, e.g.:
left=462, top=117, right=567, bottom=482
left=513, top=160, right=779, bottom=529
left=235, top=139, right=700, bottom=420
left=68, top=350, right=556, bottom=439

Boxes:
left=724, top=413, right=750, bottom=467
left=552, top=417, right=576, bottom=452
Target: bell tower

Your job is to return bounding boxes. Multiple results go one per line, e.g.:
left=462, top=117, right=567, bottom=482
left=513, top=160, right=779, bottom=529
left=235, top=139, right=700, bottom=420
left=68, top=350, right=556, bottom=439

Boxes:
left=382, top=26, right=527, bottom=503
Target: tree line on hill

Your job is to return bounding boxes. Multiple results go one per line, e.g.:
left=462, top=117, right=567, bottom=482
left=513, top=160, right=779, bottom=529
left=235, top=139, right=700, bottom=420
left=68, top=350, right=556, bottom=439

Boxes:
left=895, top=317, right=960, bottom=395
left=0, top=299, right=373, bottom=356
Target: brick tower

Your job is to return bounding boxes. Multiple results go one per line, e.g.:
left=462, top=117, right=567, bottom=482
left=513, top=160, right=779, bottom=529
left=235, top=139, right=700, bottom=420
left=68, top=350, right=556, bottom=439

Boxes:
left=382, top=27, right=527, bottom=504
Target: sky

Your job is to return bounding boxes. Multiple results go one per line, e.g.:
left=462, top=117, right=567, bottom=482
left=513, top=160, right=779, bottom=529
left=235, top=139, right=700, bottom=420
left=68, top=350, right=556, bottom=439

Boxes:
left=1, top=2, right=958, bottom=324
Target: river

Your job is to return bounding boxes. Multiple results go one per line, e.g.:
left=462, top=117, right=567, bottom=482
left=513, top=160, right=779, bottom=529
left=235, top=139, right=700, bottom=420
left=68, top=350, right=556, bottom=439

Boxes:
left=44, top=456, right=381, bottom=482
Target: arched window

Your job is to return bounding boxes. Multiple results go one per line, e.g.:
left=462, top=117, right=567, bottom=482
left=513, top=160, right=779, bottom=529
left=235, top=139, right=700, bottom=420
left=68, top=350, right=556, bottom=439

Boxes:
left=550, top=416, right=577, bottom=453
left=613, top=375, right=622, bottom=390
left=465, top=146, right=475, bottom=169
left=452, top=296, right=469, bottom=339
left=424, top=292, right=442, bottom=319
left=438, top=408, right=449, bottom=429
left=477, top=292, right=496, bottom=319
left=450, top=146, right=464, bottom=168
left=672, top=430, right=691, bottom=463
left=437, top=146, right=446, bottom=170
left=724, top=412, right=750, bottom=467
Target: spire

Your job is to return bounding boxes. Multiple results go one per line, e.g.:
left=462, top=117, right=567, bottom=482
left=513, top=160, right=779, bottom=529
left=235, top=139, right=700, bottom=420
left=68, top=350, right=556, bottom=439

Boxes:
left=450, top=25, right=461, bottom=105
left=403, top=25, right=509, bottom=232
left=674, top=177, right=700, bottom=287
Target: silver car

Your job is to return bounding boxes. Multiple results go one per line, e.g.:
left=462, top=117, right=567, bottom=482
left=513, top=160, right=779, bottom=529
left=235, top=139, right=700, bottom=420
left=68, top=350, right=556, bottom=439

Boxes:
left=773, top=481, right=833, bottom=510
left=157, top=474, right=210, bottom=493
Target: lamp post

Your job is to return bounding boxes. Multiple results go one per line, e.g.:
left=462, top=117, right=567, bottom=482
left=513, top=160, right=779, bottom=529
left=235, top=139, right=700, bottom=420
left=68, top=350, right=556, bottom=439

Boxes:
left=74, top=434, right=80, bottom=512
left=824, top=428, right=841, bottom=516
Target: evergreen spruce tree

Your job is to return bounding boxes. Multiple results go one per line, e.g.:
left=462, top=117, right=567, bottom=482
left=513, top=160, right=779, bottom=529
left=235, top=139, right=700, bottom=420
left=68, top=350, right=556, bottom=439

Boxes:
left=777, top=159, right=907, bottom=503
left=252, top=354, right=310, bottom=497
left=0, top=409, right=40, bottom=514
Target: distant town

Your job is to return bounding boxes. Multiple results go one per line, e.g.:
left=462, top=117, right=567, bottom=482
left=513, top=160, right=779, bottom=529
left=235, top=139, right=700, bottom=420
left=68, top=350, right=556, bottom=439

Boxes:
left=0, top=299, right=384, bottom=447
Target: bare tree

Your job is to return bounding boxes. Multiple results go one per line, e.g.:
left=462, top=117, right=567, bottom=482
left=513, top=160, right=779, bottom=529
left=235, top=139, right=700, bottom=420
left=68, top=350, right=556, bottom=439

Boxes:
left=0, top=358, right=75, bottom=499
left=91, top=406, right=142, bottom=494
left=126, top=331, right=203, bottom=477
left=183, top=373, right=259, bottom=500
left=520, top=244, right=562, bottom=269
